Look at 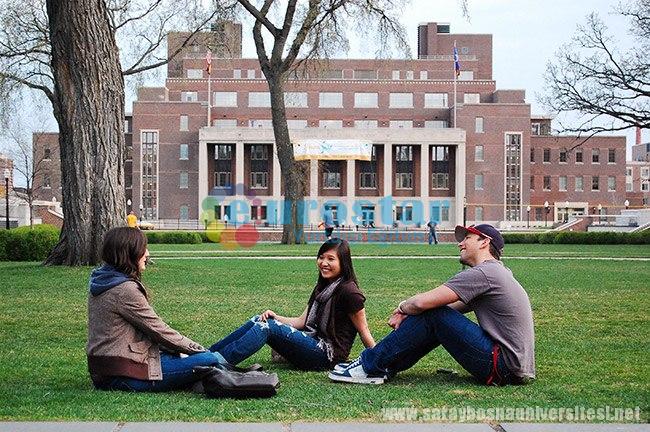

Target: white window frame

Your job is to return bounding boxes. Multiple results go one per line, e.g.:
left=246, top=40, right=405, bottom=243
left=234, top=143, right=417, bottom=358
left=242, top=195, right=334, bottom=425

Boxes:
left=475, top=117, right=484, bottom=133
left=179, top=171, right=189, bottom=189
left=214, top=171, right=232, bottom=187
left=250, top=172, right=269, bottom=189
left=474, top=174, right=484, bottom=190
left=186, top=69, right=203, bottom=79
left=179, top=144, right=189, bottom=160
left=284, top=92, right=308, bottom=108
left=389, top=93, right=413, bottom=108
left=608, top=176, right=616, bottom=192
left=463, top=93, right=480, bottom=104
left=248, top=92, right=271, bottom=108
left=395, top=172, right=413, bottom=189
left=319, top=92, right=343, bottom=108
left=354, top=120, right=378, bottom=129
left=354, top=93, right=378, bottom=108
left=359, top=172, right=377, bottom=189
left=181, top=91, right=198, bottom=102
left=179, top=115, right=189, bottom=131
left=475, top=145, right=484, bottom=162
left=319, top=120, right=343, bottom=129
left=419, top=70, right=428, bottom=80
left=424, top=93, right=448, bottom=108
left=559, top=176, right=567, bottom=191
left=213, top=92, right=237, bottom=107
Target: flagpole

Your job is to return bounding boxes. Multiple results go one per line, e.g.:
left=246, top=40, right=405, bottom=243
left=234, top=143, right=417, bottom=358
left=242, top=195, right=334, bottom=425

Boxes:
left=453, top=40, right=457, bottom=128
left=206, top=51, right=212, bottom=127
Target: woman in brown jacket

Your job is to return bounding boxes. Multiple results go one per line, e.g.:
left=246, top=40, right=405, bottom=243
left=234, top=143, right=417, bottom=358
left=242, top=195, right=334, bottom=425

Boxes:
left=86, top=227, right=227, bottom=392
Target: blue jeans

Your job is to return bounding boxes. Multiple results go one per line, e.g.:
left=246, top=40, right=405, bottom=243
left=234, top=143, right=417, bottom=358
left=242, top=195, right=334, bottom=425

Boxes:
left=210, top=316, right=330, bottom=370
left=100, top=350, right=227, bottom=392
left=360, top=306, right=514, bottom=385
left=428, top=230, right=438, bottom=244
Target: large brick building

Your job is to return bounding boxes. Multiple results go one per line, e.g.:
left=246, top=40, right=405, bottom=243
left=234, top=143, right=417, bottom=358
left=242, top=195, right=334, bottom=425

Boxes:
left=34, top=21, right=633, bottom=228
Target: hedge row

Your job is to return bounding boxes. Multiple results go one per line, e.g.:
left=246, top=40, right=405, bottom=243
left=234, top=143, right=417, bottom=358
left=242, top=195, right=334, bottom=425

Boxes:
left=144, top=231, right=203, bottom=244
left=0, top=224, right=60, bottom=261
left=503, top=230, right=650, bottom=245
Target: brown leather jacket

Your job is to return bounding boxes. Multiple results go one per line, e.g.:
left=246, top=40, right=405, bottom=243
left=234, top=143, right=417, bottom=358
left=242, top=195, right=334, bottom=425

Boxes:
left=86, top=280, right=205, bottom=383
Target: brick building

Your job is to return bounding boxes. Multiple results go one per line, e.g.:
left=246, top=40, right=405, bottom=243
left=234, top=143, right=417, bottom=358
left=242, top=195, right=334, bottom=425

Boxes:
left=34, top=21, right=632, bottom=228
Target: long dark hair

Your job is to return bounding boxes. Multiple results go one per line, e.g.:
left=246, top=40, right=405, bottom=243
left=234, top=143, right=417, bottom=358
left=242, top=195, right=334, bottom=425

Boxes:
left=315, top=238, right=358, bottom=288
left=101, top=227, right=148, bottom=281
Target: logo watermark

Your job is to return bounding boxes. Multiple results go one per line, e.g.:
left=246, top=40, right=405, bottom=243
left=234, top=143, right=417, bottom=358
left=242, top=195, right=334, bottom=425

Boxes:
left=380, top=406, right=643, bottom=422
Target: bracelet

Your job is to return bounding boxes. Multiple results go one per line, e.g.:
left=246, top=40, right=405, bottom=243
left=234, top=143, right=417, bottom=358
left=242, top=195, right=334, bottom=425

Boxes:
left=398, top=300, right=407, bottom=315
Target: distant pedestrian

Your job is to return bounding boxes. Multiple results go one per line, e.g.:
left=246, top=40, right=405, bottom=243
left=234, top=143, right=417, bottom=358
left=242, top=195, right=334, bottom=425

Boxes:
left=427, top=220, right=438, bottom=245
left=321, top=207, right=335, bottom=240
left=126, top=211, right=138, bottom=228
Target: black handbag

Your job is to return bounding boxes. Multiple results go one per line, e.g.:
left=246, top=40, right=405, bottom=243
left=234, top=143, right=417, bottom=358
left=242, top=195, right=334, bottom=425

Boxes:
left=193, top=366, right=280, bottom=398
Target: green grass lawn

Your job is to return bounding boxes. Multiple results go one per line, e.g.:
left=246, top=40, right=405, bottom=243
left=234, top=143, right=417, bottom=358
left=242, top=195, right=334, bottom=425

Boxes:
left=0, top=243, right=648, bottom=422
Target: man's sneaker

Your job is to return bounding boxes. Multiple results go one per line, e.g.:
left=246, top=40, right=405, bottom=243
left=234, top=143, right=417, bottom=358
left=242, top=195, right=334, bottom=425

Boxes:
left=328, top=357, right=385, bottom=384
left=332, top=361, right=351, bottom=372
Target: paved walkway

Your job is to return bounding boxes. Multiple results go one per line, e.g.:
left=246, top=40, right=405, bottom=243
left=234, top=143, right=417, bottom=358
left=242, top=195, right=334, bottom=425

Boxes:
left=1, top=422, right=648, bottom=431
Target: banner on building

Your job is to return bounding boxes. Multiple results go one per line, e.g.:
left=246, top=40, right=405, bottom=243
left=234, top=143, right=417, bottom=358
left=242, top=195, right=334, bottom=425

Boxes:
left=293, top=139, right=373, bottom=161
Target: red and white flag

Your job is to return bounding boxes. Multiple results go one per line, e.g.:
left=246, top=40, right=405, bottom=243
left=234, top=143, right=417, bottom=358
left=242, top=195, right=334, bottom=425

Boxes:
left=205, top=51, right=212, bottom=75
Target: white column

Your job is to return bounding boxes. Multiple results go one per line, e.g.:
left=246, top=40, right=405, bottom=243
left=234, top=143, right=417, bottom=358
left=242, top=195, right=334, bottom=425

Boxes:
left=310, top=159, right=318, bottom=198
left=383, top=144, right=392, bottom=196
left=235, top=141, right=244, bottom=195
left=346, top=159, right=355, bottom=197
left=272, top=145, right=281, bottom=197
left=420, top=144, right=429, bottom=199
left=455, top=140, right=466, bottom=226
left=198, top=140, right=208, bottom=216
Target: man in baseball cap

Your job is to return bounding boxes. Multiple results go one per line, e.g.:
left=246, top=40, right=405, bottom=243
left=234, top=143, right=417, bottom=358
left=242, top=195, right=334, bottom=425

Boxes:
left=330, top=223, right=535, bottom=386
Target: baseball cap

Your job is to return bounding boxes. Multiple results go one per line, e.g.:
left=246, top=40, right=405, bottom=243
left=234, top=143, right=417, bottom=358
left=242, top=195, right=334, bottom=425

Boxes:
left=454, top=224, right=505, bottom=252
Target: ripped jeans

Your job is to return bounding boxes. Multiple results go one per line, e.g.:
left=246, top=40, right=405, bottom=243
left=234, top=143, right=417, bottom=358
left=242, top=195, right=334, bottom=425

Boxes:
left=209, top=316, right=331, bottom=370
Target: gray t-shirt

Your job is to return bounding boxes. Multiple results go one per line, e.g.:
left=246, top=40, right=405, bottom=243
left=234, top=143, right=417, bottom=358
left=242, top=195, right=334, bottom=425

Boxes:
left=445, top=260, right=535, bottom=379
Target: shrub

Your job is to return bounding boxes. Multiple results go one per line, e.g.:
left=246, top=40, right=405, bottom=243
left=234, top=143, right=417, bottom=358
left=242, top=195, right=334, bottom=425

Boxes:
left=503, top=233, right=539, bottom=244
left=2, top=224, right=60, bottom=261
left=144, top=231, right=202, bottom=244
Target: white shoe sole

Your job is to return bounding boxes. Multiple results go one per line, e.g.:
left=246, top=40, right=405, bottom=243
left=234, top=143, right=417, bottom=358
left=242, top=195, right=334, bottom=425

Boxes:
left=328, top=372, right=385, bottom=385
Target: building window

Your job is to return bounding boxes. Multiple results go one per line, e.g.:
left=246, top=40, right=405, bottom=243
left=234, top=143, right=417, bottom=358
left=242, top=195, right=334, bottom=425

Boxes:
left=592, top=149, right=600, bottom=164
left=559, top=176, right=567, bottom=191
left=575, top=176, right=584, bottom=192
left=463, top=93, right=480, bottom=104
left=250, top=172, right=268, bottom=189
left=180, top=205, right=189, bottom=221
left=474, top=174, right=484, bottom=190
left=559, top=149, right=567, bottom=163
left=530, top=148, right=535, bottom=163
left=181, top=91, right=198, bottom=102
left=322, top=161, right=341, bottom=189
left=141, top=131, right=158, bottom=219
left=592, top=176, right=599, bottom=191
left=608, top=149, right=616, bottom=163
left=389, top=120, right=413, bottom=129
left=431, top=145, right=450, bottom=190
left=214, top=92, right=237, bottom=107
left=543, top=176, right=551, bottom=190
left=608, top=176, right=616, bottom=191
left=530, top=175, right=534, bottom=190
left=250, top=145, right=268, bottom=160
left=424, top=93, right=448, bottom=108
left=44, top=148, right=51, bottom=160
left=642, top=181, right=650, bottom=192
left=441, top=206, right=450, bottom=221
left=531, top=123, right=540, bottom=135
left=180, top=144, right=189, bottom=160
left=319, top=92, right=343, bottom=108
left=319, top=69, right=343, bottom=79
left=626, top=168, right=633, bottom=177
left=214, top=172, right=232, bottom=187
left=626, top=181, right=633, bottom=192
left=287, top=120, right=308, bottom=129
left=419, top=70, right=428, bottom=80
left=179, top=172, right=188, bottom=189
left=642, top=168, right=650, bottom=179
left=354, top=93, right=378, bottom=108
left=395, top=173, right=413, bottom=189
left=395, top=205, right=413, bottom=222
left=250, top=205, right=267, bottom=220
left=213, top=119, right=237, bottom=128
left=424, top=120, right=448, bottom=128
left=505, top=133, right=522, bottom=221
left=405, top=70, right=414, bottom=80
left=389, top=93, right=413, bottom=108
left=233, top=69, right=241, bottom=79
left=186, top=69, right=202, bottom=78
left=475, top=117, right=484, bottom=133
left=392, top=70, right=400, bottom=80
left=475, top=145, right=484, bottom=162
left=575, top=148, right=583, bottom=163
left=43, top=174, right=51, bottom=188
left=247, top=69, right=255, bottom=79
left=319, top=120, right=343, bottom=129
left=543, top=148, right=551, bottom=163
left=475, top=206, right=483, bottom=222
left=458, top=71, right=474, bottom=80
left=354, top=120, right=378, bottom=129
left=395, top=146, right=412, bottom=161
left=359, top=172, right=377, bottom=189
left=215, top=145, right=232, bottom=160
left=249, top=92, right=271, bottom=107
left=180, top=115, right=189, bottom=131
left=284, top=92, right=308, bottom=108
left=249, top=119, right=272, bottom=128
left=353, top=69, right=378, bottom=80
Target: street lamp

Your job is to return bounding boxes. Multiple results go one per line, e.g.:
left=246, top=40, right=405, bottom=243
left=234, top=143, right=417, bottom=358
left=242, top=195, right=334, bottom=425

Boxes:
left=544, top=200, right=549, bottom=227
left=3, top=169, right=10, bottom=230
left=463, top=196, right=467, bottom=226
left=526, top=205, right=531, bottom=229
left=565, top=200, right=570, bottom=222
left=597, top=203, right=602, bottom=224
left=126, top=199, right=132, bottom=213
left=139, top=204, right=144, bottom=222
left=624, top=199, right=630, bottom=210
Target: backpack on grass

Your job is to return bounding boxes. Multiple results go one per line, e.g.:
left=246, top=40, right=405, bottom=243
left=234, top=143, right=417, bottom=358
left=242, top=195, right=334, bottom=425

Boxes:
left=193, top=366, right=279, bottom=398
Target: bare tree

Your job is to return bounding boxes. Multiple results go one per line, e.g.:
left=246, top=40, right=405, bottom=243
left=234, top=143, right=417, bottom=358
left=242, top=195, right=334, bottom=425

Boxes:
left=226, top=0, right=412, bottom=243
left=0, top=0, right=223, bottom=265
left=541, top=0, right=650, bottom=135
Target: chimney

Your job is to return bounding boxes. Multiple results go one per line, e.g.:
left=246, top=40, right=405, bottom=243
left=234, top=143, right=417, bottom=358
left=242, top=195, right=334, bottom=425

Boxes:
left=636, top=126, right=642, bottom=146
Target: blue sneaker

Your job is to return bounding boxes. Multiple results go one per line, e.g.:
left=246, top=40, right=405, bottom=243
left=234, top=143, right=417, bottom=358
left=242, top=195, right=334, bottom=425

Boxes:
left=332, top=361, right=350, bottom=372
left=328, top=357, right=385, bottom=384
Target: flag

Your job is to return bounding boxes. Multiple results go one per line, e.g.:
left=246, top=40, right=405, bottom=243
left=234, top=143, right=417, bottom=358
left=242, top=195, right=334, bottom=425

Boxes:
left=205, top=51, right=212, bottom=75
left=453, top=44, right=460, bottom=78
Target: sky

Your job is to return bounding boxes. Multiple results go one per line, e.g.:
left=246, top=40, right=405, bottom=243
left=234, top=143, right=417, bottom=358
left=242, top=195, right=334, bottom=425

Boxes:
left=4, top=0, right=643, bottom=175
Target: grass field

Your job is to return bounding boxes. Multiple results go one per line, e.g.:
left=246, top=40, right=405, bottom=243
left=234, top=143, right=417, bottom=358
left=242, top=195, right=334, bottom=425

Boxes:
left=0, top=243, right=648, bottom=422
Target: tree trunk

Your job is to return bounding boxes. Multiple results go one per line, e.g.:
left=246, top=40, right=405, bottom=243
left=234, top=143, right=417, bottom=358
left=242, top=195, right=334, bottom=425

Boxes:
left=267, top=75, right=308, bottom=244
left=44, top=0, right=126, bottom=265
